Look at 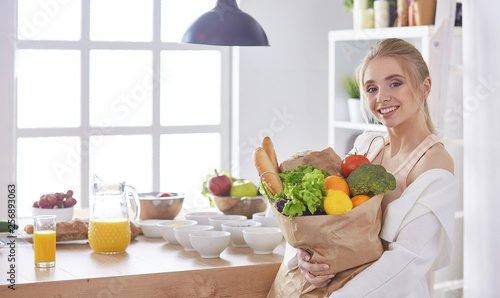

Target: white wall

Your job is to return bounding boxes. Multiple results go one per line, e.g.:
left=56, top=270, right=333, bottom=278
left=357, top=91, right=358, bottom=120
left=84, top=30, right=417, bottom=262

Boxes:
left=236, top=0, right=351, bottom=182
left=235, top=1, right=464, bottom=293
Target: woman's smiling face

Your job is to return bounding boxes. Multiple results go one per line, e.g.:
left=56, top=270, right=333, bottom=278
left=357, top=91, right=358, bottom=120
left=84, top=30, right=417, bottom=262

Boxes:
left=363, top=56, right=423, bottom=129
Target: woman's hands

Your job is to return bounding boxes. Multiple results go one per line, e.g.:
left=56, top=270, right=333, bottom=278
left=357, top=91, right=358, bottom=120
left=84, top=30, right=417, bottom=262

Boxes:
left=297, top=248, right=335, bottom=288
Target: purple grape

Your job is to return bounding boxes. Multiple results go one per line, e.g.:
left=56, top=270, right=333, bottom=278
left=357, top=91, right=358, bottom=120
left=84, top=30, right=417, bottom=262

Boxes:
left=55, top=192, right=65, bottom=201
left=47, top=195, right=58, bottom=206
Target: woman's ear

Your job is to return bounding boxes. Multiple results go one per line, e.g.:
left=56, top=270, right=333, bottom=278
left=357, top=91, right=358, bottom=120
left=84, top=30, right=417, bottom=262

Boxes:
left=423, top=77, right=432, bottom=98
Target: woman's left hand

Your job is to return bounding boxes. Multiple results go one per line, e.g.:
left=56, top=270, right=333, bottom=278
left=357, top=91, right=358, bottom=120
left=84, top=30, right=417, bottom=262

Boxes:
left=297, top=248, right=334, bottom=288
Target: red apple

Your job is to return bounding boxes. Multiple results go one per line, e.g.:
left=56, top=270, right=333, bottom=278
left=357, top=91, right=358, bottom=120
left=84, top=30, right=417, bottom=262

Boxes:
left=208, top=174, right=232, bottom=196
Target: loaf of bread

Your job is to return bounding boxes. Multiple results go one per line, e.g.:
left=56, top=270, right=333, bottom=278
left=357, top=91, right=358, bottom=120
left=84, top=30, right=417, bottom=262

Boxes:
left=253, top=137, right=283, bottom=196
left=24, top=218, right=139, bottom=241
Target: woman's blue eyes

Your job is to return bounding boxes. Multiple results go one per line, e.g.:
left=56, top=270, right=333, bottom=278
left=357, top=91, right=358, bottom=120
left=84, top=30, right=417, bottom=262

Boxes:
left=366, top=82, right=401, bottom=93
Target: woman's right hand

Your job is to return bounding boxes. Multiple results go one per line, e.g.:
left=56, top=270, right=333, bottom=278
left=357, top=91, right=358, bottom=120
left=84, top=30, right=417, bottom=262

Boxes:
left=297, top=248, right=334, bottom=288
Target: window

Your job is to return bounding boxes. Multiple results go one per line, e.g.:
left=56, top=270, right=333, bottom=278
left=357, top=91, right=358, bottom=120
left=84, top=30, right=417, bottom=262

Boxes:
left=6, top=0, right=231, bottom=217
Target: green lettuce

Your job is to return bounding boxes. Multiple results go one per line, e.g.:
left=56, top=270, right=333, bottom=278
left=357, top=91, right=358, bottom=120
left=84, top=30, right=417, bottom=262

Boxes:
left=279, top=165, right=330, bottom=219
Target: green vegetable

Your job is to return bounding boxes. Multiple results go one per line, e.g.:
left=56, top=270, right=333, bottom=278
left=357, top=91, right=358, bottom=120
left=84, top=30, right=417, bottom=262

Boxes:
left=279, top=165, right=330, bottom=219
left=0, top=221, right=18, bottom=233
left=346, top=163, right=396, bottom=197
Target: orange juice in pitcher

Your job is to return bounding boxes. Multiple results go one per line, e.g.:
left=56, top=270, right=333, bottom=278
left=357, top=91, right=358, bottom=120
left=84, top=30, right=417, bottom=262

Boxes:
left=88, top=219, right=131, bottom=253
left=88, top=174, right=140, bottom=254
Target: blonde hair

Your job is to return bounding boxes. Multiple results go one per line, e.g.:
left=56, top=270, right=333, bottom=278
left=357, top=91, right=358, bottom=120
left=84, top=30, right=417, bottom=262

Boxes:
left=356, top=38, right=436, bottom=134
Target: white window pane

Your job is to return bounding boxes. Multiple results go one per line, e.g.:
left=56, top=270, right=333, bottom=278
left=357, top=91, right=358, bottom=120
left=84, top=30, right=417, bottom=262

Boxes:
left=89, top=50, right=153, bottom=127
left=160, top=133, right=220, bottom=209
left=161, top=0, right=214, bottom=43
left=160, top=51, right=221, bottom=126
left=89, top=135, right=152, bottom=192
left=17, top=50, right=81, bottom=128
left=17, top=137, right=82, bottom=217
left=17, top=0, right=82, bottom=41
left=90, top=0, right=153, bottom=42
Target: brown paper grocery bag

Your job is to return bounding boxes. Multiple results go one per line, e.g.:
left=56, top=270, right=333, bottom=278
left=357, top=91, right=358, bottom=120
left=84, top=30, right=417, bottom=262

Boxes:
left=268, top=194, right=384, bottom=297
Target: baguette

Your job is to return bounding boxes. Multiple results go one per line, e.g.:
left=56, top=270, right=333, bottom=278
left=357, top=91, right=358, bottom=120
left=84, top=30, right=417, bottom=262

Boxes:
left=253, top=147, right=282, bottom=196
left=261, top=136, right=280, bottom=174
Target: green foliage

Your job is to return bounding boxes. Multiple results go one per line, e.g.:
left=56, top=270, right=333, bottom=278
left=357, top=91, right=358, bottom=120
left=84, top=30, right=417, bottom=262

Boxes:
left=342, top=0, right=354, bottom=12
left=346, top=164, right=396, bottom=197
left=342, top=0, right=375, bottom=12
left=343, top=75, right=360, bottom=98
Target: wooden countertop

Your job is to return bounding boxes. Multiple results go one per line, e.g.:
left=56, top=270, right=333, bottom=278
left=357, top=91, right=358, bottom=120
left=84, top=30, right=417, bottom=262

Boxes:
left=0, top=212, right=284, bottom=297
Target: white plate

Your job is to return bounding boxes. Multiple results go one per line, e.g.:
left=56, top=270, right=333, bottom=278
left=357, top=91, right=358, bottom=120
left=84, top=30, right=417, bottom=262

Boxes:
left=0, top=230, right=32, bottom=239
left=0, top=239, right=5, bottom=248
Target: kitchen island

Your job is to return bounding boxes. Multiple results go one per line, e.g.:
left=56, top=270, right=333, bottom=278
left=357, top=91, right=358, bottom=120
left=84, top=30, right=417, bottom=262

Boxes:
left=0, top=231, right=284, bottom=297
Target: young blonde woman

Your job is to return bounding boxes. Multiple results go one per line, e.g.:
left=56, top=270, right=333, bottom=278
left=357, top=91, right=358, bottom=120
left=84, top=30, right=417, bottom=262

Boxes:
left=292, top=38, right=459, bottom=297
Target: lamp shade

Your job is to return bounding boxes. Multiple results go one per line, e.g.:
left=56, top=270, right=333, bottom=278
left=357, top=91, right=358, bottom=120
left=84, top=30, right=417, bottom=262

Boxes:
left=181, top=0, right=269, bottom=46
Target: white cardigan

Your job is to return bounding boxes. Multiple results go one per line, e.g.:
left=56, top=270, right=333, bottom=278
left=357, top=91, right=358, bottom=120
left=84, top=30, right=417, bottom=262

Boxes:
left=329, top=168, right=458, bottom=297
left=281, top=133, right=458, bottom=297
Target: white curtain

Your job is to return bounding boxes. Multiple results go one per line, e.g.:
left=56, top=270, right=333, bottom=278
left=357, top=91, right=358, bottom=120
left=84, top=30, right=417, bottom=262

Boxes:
left=463, top=0, right=500, bottom=296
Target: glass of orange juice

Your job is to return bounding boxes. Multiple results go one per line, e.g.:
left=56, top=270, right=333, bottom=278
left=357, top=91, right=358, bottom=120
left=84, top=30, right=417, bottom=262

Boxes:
left=33, top=215, right=56, bottom=268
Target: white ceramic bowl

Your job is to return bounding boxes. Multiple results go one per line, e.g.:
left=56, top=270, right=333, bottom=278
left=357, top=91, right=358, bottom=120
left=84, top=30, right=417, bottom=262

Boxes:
left=174, top=225, right=213, bottom=251
left=157, top=220, right=197, bottom=244
left=32, top=207, right=74, bottom=223
left=190, top=231, right=230, bottom=258
left=221, top=220, right=261, bottom=247
left=252, top=212, right=279, bottom=228
left=139, top=219, right=164, bottom=238
left=242, top=227, right=283, bottom=254
left=208, top=215, right=247, bottom=231
left=184, top=211, right=222, bottom=225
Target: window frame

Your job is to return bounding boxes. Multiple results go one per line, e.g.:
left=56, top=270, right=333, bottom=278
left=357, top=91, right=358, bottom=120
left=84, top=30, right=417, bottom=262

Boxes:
left=1, top=0, right=231, bottom=214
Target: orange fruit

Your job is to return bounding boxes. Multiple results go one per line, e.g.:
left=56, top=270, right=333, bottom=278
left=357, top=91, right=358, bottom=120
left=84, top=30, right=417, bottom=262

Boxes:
left=351, top=195, right=371, bottom=208
left=324, top=175, right=350, bottom=197
left=323, top=190, right=353, bottom=215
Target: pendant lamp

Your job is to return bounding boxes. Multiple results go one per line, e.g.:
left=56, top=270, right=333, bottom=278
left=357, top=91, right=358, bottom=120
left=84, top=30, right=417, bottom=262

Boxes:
left=181, top=0, right=269, bottom=46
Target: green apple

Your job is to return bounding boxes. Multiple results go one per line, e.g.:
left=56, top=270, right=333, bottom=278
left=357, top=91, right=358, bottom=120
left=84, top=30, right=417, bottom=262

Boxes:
left=230, top=180, right=258, bottom=197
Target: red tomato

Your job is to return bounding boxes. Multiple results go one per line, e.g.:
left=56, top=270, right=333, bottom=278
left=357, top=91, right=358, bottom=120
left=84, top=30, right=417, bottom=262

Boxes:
left=341, top=154, right=370, bottom=178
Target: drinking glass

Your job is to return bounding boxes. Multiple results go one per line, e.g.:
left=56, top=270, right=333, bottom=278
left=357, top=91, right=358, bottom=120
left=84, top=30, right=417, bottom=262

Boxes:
left=33, top=215, right=56, bottom=268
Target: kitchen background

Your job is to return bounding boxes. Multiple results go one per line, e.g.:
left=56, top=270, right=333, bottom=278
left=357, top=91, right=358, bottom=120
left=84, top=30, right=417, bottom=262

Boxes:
left=0, top=0, right=498, bottom=296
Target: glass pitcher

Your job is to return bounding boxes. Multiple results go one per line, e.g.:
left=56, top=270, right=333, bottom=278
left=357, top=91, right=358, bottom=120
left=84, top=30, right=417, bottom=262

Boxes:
left=88, top=174, right=140, bottom=254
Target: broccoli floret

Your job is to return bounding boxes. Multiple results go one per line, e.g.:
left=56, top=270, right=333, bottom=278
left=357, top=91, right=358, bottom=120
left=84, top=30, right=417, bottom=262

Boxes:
left=346, top=164, right=396, bottom=197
